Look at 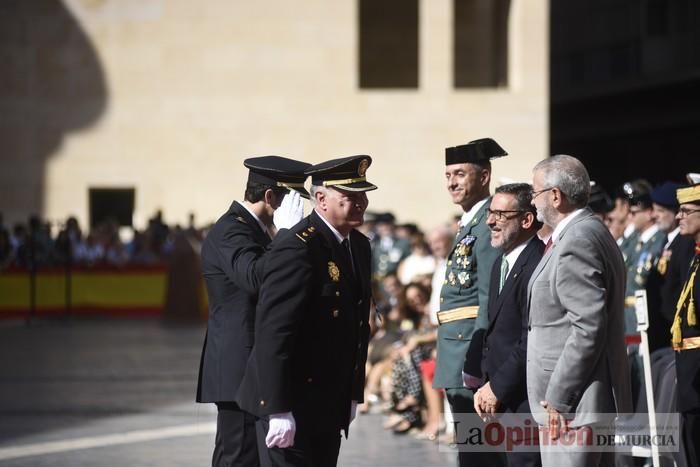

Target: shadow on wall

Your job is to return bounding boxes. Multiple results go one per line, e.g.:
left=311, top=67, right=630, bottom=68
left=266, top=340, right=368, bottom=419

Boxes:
left=0, top=0, right=108, bottom=224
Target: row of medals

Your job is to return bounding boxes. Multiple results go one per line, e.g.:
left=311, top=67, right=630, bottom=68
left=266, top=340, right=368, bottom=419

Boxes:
left=447, top=240, right=472, bottom=287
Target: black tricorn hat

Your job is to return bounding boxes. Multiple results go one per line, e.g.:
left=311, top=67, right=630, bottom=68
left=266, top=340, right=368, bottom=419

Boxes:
left=244, top=156, right=311, bottom=199
left=306, top=155, right=378, bottom=192
left=445, top=138, right=508, bottom=165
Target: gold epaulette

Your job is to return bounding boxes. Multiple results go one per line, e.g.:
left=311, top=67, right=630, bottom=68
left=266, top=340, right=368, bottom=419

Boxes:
left=295, top=225, right=317, bottom=243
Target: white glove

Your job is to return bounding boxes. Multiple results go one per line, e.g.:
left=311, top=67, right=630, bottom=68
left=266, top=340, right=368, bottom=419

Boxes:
left=266, top=412, right=296, bottom=449
left=462, top=371, right=482, bottom=390
left=349, top=400, right=358, bottom=424
left=273, top=190, right=304, bottom=230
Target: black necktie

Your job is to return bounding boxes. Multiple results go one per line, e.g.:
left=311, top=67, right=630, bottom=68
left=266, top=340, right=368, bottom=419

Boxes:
left=341, top=239, right=356, bottom=276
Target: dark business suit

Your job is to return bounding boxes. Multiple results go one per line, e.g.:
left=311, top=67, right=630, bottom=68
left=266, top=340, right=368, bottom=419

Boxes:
left=197, top=201, right=270, bottom=467
left=467, top=236, right=543, bottom=467
left=237, top=210, right=371, bottom=467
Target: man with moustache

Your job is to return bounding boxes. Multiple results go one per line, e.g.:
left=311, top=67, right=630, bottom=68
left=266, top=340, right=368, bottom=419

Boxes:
left=671, top=175, right=700, bottom=467
left=433, top=138, right=506, bottom=467
left=467, top=183, right=543, bottom=467
left=197, top=156, right=310, bottom=467
left=237, top=155, right=376, bottom=467
left=527, top=155, right=632, bottom=467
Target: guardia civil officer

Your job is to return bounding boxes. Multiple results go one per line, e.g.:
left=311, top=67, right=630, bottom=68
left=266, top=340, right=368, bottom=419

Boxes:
left=672, top=176, right=700, bottom=467
left=196, top=156, right=310, bottom=467
left=434, top=138, right=506, bottom=467
left=237, top=155, right=376, bottom=467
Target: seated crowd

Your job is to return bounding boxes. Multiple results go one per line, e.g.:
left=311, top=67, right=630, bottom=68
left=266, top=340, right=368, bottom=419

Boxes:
left=0, top=210, right=204, bottom=270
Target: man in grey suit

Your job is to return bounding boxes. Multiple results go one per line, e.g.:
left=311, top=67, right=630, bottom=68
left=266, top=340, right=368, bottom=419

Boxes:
left=527, top=155, right=632, bottom=467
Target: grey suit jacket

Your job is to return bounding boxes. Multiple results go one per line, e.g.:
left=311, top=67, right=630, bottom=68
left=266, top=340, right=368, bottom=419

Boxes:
left=526, top=208, right=632, bottom=427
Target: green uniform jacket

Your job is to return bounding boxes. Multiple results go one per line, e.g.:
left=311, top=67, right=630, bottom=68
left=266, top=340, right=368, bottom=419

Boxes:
left=623, top=228, right=666, bottom=334
left=433, top=199, right=500, bottom=389
left=620, top=230, right=640, bottom=264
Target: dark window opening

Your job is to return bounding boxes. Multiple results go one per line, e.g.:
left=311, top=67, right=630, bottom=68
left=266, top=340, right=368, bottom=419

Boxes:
left=89, top=188, right=135, bottom=228
left=454, top=0, right=510, bottom=88
left=358, top=0, right=419, bottom=88
left=646, top=0, right=669, bottom=37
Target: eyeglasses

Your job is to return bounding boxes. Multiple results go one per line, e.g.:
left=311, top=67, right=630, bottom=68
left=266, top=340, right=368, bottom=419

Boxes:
left=486, top=208, right=525, bottom=221
left=531, top=187, right=555, bottom=200
left=678, top=207, right=700, bottom=217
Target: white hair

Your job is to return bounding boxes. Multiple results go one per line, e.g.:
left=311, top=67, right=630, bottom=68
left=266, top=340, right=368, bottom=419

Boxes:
left=309, top=184, right=327, bottom=208
left=533, top=154, right=590, bottom=208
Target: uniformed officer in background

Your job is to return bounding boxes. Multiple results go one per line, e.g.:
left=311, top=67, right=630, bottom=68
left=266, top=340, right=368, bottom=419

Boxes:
left=645, top=182, right=695, bottom=352
left=672, top=175, right=700, bottom=467
left=237, top=155, right=376, bottom=467
left=622, top=187, right=667, bottom=410
left=372, top=212, right=411, bottom=281
left=433, top=138, right=506, bottom=467
left=617, top=179, right=653, bottom=261
left=196, top=155, right=310, bottom=467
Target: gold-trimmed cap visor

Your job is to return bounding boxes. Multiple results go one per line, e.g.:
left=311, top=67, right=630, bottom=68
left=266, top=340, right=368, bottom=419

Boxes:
left=677, top=184, right=700, bottom=205
left=306, top=155, right=378, bottom=192
left=244, top=155, right=311, bottom=199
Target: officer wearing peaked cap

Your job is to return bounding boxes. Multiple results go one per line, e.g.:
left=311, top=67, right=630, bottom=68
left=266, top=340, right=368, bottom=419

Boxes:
left=197, top=155, right=310, bottom=467
left=671, top=176, right=700, bottom=467
left=645, top=182, right=695, bottom=352
left=237, top=155, right=375, bottom=466
left=435, top=138, right=507, bottom=467
left=617, top=179, right=653, bottom=262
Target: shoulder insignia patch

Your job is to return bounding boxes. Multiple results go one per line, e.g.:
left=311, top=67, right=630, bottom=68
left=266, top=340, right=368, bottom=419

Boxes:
left=295, top=226, right=317, bottom=244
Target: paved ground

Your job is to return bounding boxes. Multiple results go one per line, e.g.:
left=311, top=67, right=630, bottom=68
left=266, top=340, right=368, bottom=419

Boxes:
left=0, top=318, right=454, bottom=466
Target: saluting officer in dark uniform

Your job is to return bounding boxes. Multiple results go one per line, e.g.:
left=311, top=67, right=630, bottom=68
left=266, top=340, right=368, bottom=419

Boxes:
left=237, top=155, right=376, bottom=467
left=196, top=156, right=311, bottom=467
left=433, top=138, right=506, bottom=467
left=671, top=178, right=700, bottom=467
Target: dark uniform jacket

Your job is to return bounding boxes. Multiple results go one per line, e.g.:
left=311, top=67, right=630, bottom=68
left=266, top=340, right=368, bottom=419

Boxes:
left=434, top=199, right=500, bottom=388
left=675, top=249, right=700, bottom=412
left=467, top=236, right=544, bottom=412
left=196, top=201, right=270, bottom=403
left=646, top=232, right=695, bottom=351
left=237, top=210, right=371, bottom=435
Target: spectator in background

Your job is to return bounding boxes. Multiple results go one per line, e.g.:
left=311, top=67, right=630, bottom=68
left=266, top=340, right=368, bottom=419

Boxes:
left=15, top=215, right=52, bottom=268
left=427, top=226, right=453, bottom=326
left=617, top=179, right=653, bottom=261
left=129, top=230, right=160, bottom=265
left=373, top=212, right=411, bottom=281
left=588, top=181, right=614, bottom=220
left=77, top=233, right=105, bottom=266
left=0, top=228, right=13, bottom=270
left=395, top=223, right=420, bottom=242
left=623, top=188, right=666, bottom=410
left=397, top=234, right=436, bottom=285
left=357, top=211, right=377, bottom=242
left=383, top=282, right=433, bottom=433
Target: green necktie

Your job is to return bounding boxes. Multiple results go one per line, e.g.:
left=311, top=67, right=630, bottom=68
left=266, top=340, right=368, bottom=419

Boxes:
left=499, top=256, right=509, bottom=293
